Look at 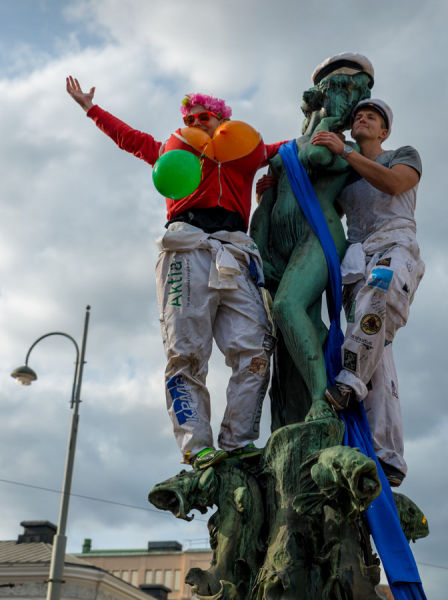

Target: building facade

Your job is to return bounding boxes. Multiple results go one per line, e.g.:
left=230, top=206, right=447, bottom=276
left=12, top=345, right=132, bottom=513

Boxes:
left=0, top=521, right=158, bottom=600
left=76, top=540, right=212, bottom=600
left=76, top=539, right=395, bottom=599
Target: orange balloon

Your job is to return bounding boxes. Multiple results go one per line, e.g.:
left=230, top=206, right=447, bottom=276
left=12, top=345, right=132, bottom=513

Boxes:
left=180, top=127, right=214, bottom=158
left=212, top=120, right=261, bottom=162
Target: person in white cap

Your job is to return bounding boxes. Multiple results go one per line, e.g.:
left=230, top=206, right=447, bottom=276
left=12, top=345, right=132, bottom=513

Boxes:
left=311, top=98, right=425, bottom=486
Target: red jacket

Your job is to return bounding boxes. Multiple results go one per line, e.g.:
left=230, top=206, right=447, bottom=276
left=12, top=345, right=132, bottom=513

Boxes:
left=87, top=105, right=285, bottom=230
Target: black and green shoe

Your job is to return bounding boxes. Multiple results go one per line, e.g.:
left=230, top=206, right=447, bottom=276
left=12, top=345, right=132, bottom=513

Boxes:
left=193, top=448, right=228, bottom=470
left=229, top=443, right=263, bottom=459
left=325, top=384, right=354, bottom=411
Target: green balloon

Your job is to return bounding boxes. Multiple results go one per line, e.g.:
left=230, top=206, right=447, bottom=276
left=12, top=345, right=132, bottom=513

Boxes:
left=152, top=150, right=202, bottom=200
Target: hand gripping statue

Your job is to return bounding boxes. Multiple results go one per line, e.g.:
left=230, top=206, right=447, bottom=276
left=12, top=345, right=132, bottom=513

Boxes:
left=66, top=78, right=287, bottom=470
left=251, top=53, right=373, bottom=426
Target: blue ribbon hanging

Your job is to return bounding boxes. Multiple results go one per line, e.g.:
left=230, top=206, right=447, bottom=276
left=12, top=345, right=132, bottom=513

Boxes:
left=278, top=140, right=343, bottom=385
left=278, top=139, right=427, bottom=600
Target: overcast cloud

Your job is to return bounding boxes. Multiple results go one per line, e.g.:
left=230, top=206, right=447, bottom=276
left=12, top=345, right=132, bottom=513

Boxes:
left=0, top=0, right=447, bottom=597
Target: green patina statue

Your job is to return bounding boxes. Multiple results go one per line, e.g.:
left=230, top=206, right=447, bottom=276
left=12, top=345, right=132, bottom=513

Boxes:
left=149, top=419, right=384, bottom=600
left=148, top=54, right=429, bottom=599
left=149, top=432, right=428, bottom=599
left=250, top=419, right=382, bottom=600
left=250, top=68, right=371, bottom=426
left=149, top=459, right=264, bottom=599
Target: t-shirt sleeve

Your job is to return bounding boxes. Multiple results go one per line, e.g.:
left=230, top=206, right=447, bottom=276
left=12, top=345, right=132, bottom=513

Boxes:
left=390, top=146, right=422, bottom=177
left=86, top=105, right=162, bottom=166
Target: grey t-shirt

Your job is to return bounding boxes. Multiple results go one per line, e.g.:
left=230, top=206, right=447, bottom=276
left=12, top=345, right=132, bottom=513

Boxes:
left=338, top=146, right=422, bottom=254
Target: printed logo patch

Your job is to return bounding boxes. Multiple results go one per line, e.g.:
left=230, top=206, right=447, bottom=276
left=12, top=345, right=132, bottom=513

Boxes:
left=249, top=357, right=269, bottom=377
left=350, top=334, right=373, bottom=348
left=367, top=267, right=393, bottom=292
left=343, top=349, right=358, bottom=372
left=376, top=257, right=391, bottom=267
left=167, top=260, right=183, bottom=307
left=360, top=313, right=382, bottom=335
left=167, top=375, right=199, bottom=425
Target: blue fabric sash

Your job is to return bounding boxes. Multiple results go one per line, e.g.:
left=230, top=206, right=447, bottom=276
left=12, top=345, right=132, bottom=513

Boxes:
left=278, top=141, right=343, bottom=383
left=278, top=140, right=427, bottom=599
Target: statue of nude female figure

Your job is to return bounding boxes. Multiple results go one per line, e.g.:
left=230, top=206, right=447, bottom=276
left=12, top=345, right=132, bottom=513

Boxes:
left=251, top=64, right=372, bottom=426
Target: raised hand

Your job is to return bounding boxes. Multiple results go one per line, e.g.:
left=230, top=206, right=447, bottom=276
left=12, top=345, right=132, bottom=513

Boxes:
left=66, top=76, right=95, bottom=112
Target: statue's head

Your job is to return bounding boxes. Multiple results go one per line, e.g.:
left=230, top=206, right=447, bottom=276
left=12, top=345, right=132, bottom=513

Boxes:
left=301, top=52, right=374, bottom=133
left=148, top=466, right=218, bottom=521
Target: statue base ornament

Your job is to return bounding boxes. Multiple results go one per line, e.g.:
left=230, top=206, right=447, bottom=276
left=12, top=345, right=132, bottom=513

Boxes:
left=149, top=413, right=428, bottom=600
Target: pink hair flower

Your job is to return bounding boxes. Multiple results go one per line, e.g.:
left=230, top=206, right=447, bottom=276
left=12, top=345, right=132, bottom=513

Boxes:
left=181, top=93, right=232, bottom=120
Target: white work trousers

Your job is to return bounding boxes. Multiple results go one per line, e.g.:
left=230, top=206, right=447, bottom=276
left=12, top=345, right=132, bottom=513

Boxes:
left=156, top=242, right=272, bottom=460
left=336, top=244, right=424, bottom=473
left=363, top=345, right=406, bottom=472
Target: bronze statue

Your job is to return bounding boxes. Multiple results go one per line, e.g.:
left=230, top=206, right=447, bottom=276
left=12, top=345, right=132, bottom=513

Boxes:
left=250, top=61, right=373, bottom=425
left=148, top=54, right=429, bottom=600
left=149, top=459, right=264, bottom=599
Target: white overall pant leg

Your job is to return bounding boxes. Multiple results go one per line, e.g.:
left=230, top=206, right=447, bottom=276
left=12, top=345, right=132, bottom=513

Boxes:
left=336, top=246, right=421, bottom=398
left=363, top=344, right=407, bottom=474
left=157, top=248, right=216, bottom=459
left=214, top=267, right=272, bottom=452
left=156, top=246, right=272, bottom=460
left=336, top=245, right=424, bottom=473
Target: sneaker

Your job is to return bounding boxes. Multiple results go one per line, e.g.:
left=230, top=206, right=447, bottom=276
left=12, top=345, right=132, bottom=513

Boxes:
left=193, top=448, right=228, bottom=470
left=229, top=444, right=263, bottom=459
left=325, top=383, right=354, bottom=411
left=378, top=459, right=405, bottom=487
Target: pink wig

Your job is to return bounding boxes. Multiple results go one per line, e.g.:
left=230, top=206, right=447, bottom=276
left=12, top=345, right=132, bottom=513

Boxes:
left=180, top=93, right=232, bottom=120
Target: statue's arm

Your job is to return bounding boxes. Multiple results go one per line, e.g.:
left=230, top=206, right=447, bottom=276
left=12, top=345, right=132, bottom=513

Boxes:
left=250, top=171, right=278, bottom=287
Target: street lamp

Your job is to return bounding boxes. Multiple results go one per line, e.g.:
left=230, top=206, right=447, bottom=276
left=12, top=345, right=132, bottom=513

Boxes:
left=11, top=305, right=91, bottom=600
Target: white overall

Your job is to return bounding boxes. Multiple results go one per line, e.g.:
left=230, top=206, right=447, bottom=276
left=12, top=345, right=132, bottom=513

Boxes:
left=156, top=222, right=274, bottom=461
left=337, top=242, right=425, bottom=473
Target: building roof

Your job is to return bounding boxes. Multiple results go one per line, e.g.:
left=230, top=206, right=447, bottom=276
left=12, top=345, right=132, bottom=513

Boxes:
left=0, top=542, right=163, bottom=600
left=0, top=541, right=91, bottom=566
left=79, top=548, right=156, bottom=557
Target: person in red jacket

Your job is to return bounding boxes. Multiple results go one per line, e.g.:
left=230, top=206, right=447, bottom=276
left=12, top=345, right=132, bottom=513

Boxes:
left=66, top=77, right=285, bottom=469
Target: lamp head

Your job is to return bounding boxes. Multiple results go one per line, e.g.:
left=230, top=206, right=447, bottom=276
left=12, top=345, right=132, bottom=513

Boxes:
left=11, top=365, right=38, bottom=386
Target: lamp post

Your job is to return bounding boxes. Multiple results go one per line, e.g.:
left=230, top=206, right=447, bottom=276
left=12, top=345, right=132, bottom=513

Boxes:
left=11, top=305, right=91, bottom=600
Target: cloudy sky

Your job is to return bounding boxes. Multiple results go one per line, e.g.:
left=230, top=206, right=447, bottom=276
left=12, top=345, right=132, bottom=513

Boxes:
left=0, top=0, right=446, bottom=596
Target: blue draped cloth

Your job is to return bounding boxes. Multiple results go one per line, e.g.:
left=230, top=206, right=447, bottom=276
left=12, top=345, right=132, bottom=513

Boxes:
left=278, top=140, right=427, bottom=599
left=278, top=140, right=343, bottom=384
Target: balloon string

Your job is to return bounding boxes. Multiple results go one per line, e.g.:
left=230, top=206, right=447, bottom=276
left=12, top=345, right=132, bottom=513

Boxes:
left=203, top=139, right=214, bottom=160
left=199, top=138, right=214, bottom=183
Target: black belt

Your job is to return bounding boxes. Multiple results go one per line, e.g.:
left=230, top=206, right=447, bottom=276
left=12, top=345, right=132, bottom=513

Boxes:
left=166, top=206, right=246, bottom=234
